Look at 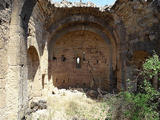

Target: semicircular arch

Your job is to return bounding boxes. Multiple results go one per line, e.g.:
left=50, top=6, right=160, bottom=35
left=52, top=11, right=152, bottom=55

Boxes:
left=47, top=15, right=119, bottom=45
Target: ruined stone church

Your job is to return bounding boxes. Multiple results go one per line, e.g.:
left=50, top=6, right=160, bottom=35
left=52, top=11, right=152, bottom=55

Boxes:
left=0, top=0, right=160, bottom=119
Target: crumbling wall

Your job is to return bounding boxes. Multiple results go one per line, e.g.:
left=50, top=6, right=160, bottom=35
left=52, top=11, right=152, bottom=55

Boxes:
left=112, top=0, right=160, bottom=90
left=0, top=0, right=11, bottom=119
left=1, top=0, right=160, bottom=119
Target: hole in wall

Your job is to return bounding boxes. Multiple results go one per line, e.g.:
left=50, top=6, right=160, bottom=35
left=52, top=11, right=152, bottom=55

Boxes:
left=61, top=55, right=66, bottom=62
left=53, top=57, right=57, bottom=60
left=76, top=57, right=81, bottom=68
left=96, top=60, right=99, bottom=64
left=83, top=52, right=85, bottom=61
left=21, top=64, right=24, bottom=67
left=6, top=2, right=9, bottom=8
left=63, top=80, right=65, bottom=83
left=0, top=19, right=2, bottom=25
left=42, top=74, right=45, bottom=89
left=27, top=28, right=31, bottom=36
left=77, top=57, right=80, bottom=64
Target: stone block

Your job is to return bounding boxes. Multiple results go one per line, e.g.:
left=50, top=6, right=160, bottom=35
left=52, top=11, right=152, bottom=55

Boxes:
left=0, top=89, right=6, bottom=108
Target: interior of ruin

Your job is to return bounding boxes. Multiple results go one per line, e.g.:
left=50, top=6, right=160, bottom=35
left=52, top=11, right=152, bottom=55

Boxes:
left=0, top=0, right=160, bottom=119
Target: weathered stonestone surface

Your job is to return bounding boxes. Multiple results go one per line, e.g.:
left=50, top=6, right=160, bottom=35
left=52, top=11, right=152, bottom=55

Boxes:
left=50, top=31, right=111, bottom=90
left=0, top=0, right=160, bottom=119
left=0, top=0, right=11, bottom=120
left=112, top=0, right=160, bottom=89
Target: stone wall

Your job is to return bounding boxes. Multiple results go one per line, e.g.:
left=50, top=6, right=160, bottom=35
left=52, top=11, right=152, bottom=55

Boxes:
left=50, top=30, right=113, bottom=90
left=112, top=0, right=160, bottom=90
left=27, top=1, right=46, bottom=99
left=0, top=0, right=11, bottom=119
left=46, top=4, right=119, bottom=92
left=0, top=0, right=46, bottom=119
left=0, top=0, right=160, bottom=119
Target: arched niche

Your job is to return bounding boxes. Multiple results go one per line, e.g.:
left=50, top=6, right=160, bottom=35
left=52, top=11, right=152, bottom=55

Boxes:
left=49, top=30, right=113, bottom=91
left=47, top=14, right=120, bottom=92
left=130, top=50, right=150, bottom=91
left=27, top=46, right=42, bottom=97
left=132, top=50, right=150, bottom=69
left=27, top=46, right=40, bottom=81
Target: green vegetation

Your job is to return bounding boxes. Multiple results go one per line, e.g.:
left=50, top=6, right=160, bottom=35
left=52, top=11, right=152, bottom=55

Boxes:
left=122, top=80, right=159, bottom=120
left=107, top=53, right=160, bottom=120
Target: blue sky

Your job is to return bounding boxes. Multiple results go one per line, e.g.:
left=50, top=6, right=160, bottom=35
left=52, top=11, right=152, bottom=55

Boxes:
left=52, top=0, right=116, bottom=6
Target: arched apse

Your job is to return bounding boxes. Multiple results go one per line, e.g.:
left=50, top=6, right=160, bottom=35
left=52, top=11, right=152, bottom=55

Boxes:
left=50, top=30, right=111, bottom=90
left=27, top=46, right=40, bottom=82
left=47, top=13, right=120, bottom=91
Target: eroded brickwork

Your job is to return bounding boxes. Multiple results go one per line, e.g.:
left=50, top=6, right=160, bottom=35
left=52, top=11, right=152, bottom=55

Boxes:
left=0, top=0, right=160, bottom=119
left=112, top=0, right=160, bottom=90
left=50, top=31, right=111, bottom=90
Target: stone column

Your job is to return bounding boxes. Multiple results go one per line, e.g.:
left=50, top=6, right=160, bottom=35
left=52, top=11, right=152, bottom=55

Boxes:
left=6, top=0, right=27, bottom=119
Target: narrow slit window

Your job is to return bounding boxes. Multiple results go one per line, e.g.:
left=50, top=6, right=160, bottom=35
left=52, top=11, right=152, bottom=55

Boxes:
left=76, top=57, right=81, bottom=68
left=42, top=74, right=45, bottom=89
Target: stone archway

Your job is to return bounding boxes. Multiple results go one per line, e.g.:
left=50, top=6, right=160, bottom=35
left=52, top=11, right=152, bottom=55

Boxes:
left=47, top=13, right=119, bottom=91
left=6, top=0, right=38, bottom=119
left=27, top=46, right=41, bottom=98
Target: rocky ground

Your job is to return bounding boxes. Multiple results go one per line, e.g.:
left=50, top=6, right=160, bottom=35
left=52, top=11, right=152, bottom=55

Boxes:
left=23, top=88, right=115, bottom=120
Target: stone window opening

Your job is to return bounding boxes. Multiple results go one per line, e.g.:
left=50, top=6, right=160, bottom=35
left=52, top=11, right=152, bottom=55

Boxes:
left=61, top=55, right=66, bottom=62
left=42, top=74, right=45, bottom=89
left=96, top=60, right=99, bottom=64
left=76, top=57, right=81, bottom=68
left=83, top=52, right=85, bottom=61
left=5, top=2, right=9, bottom=8
left=53, top=56, right=57, bottom=61
left=77, top=57, right=80, bottom=64
left=63, top=80, right=65, bottom=83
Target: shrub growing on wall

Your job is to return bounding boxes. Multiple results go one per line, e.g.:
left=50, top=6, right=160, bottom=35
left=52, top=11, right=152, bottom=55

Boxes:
left=123, top=53, right=160, bottom=120
left=107, top=53, right=160, bottom=120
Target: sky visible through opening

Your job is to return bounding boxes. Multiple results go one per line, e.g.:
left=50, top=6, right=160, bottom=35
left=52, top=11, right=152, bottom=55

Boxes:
left=52, top=0, right=116, bottom=6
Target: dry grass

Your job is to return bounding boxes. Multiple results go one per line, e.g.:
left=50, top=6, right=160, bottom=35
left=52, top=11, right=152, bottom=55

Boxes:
left=32, top=89, right=109, bottom=120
